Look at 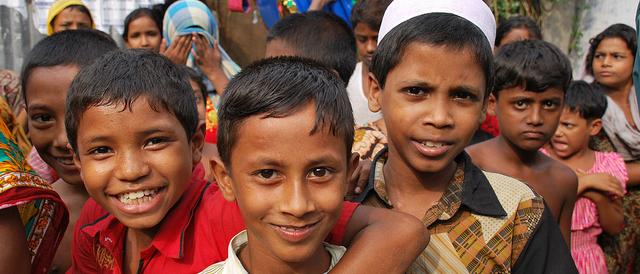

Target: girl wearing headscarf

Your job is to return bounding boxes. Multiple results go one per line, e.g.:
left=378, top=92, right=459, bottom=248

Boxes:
left=0, top=119, right=68, bottom=274
left=46, top=0, right=94, bottom=35
left=162, top=0, right=241, bottom=144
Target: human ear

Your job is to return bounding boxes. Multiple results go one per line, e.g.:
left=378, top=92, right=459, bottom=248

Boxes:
left=487, top=94, right=497, bottom=117
left=211, top=159, right=236, bottom=201
left=71, top=148, right=84, bottom=182
left=589, top=118, right=603, bottom=136
left=190, top=123, right=206, bottom=165
left=367, top=73, right=383, bottom=113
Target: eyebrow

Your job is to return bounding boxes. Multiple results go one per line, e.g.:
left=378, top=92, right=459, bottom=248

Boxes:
left=27, top=103, right=52, bottom=111
left=451, top=85, right=482, bottom=95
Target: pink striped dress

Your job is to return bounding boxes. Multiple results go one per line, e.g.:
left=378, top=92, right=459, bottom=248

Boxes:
left=571, top=152, right=628, bottom=274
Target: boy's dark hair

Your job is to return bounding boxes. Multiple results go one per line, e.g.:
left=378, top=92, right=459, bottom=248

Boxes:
left=21, top=29, right=118, bottom=102
left=65, top=49, right=198, bottom=152
left=585, top=23, right=637, bottom=76
left=217, top=56, right=354, bottom=166
left=350, top=0, right=393, bottom=31
left=493, top=39, right=572, bottom=97
left=123, top=7, right=163, bottom=40
left=565, top=81, right=607, bottom=120
left=495, top=15, right=542, bottom=47
left=267, top=11, right=356, bottom=84
left=371, top=13, right=494, bottom=97
left=185, top=66, right=207, bottom=107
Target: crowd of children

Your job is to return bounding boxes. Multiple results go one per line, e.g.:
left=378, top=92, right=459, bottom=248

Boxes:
left=0, top=0, right=639, bottom=273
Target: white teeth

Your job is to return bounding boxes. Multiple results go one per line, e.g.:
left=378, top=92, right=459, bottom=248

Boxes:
left=117, top=188, right=160, bottom=205
left=422, top=141, right=445, bottom=148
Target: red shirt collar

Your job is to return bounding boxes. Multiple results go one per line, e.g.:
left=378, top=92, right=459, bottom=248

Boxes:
left=81, top=163, right=210, bottom=259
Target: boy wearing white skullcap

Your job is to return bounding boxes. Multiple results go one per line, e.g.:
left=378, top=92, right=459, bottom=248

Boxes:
left=350, top=0, right=578, bottom=273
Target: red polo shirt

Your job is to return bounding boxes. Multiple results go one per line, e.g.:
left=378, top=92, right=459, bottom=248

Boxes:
left=68, top=165, right=358, bottom=274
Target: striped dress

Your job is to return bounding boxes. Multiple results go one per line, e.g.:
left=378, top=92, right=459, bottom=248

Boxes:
left=572, top=152, right=628, bottom=274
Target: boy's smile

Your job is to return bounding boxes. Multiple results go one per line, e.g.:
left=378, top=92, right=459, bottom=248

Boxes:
left=369, top=42, right=486, bottom=174
left=26, top=65, right=82, bottom=185
left=495, top=86, right=564, bottom=152
left=74, top=96, right=202, bottom=230
left=215, top=103, right=354, bottom=268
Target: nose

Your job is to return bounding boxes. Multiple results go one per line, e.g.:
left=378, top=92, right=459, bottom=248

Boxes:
left=366, top=39, right=376, bottom=54
left=52, top=122, right=71, bottom=152
left=554, top=125, right=564, bottom=137
left=279, top=177, right=316, bottom=218
left=141, top=35, right=150, bottom=47
left=526, top=105, right=544, bottom=127
left=114, top=149, right=150, bottom=182
left=602, top=55, right=612, bottom=67
left=423, top=96, right=454, bottom=128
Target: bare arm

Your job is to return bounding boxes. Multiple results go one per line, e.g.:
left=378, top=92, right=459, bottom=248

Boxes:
left=0, top=207, right=30, bottom=274
left=331, top=205, right=429, bottom=274
left=582, top=190, right=624, bottom=235
left=192, top=35, right=229, bottom=94
left=576, top=171, right=624, bottom=197
left=626, top=161, right=640, bottom=186
left=558, top=168, right=578, bottom=248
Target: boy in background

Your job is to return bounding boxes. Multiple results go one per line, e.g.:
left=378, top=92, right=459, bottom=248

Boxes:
left=20, top=29, right=117, bottom=272
left=265, top=11, right=357, bottom=84
left=467, top=40, right=578, bottom=245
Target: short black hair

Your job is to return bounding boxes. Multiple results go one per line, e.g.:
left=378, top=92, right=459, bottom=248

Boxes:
left=123, top=7, right=163, bottom=41
left=65, top=49, right=198, bottom=152
left=267, top=11, right=356, bottom=84
left=493, top=39, right=572, bottom=97
left=184, top=66, right=207, bottom=107
left=585, top=23, right=637, bottom=76
left=495, top=15, right=542, bottom=47
left=371, top=13, right=494, bottom=97
left=21, top=29, right=118, bottom=103
left=565, top=81, right=607, bottom=120
left=350, top=0, right=393, bottom=31
left=217, top=56, right=354, bottom=166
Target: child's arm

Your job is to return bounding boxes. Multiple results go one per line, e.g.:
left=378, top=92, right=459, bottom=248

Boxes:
left=0, top=207, right=30, bottom=274
left=576, top=170, right=625, bottom=197
left=192, top=35, right=229, bottom=94
left=626, top=161, right=640, bottom=186
left=557, top=167, right=578, bottom=247
left=331, top=205, right=429, bottom=274
left=582, top=190, right=625, bottom=235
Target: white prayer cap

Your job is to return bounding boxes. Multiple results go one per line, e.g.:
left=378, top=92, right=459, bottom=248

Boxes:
left=378, top=0, right=496, bottom=48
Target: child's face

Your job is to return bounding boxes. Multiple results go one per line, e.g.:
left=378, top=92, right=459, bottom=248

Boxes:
left=215, top=103, right=355, bottom=264
left=26, top=65, right=82, bottom=185
left=354, top=23, right=378, bottom=66
left=495, top=86, right=564, bottom=152
left=52, top=7, right=92, bottom=33
left=498, top=27, right=534, bottom=47
left=73, top=96, right=203, bottom=230
left=592, top=37, right=634, bottom=89
left=125, top=15, right=162, bottom=53
left=369, top=42, right=486, bottom=174
left=189, top=79, right=206, bottom=125
left=549, top=108, right=600, bottom=159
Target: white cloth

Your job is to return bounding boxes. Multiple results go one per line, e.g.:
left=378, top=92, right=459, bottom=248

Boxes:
left=199, top=230, right=346, bottom=274
left=602, top=87, right=640, bottom=161
left=347, top=62, right=382, bottom=125
left=377, top=0, right=496, bottom=48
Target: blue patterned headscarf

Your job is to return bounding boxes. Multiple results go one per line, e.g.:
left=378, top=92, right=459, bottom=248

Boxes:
left=163, top=0, right=240, bottom=78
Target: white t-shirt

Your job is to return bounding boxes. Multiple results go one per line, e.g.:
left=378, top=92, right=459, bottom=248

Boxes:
left=347, top=62, right=382, bottom=125
left=199, top=230, right=346, bottom=274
